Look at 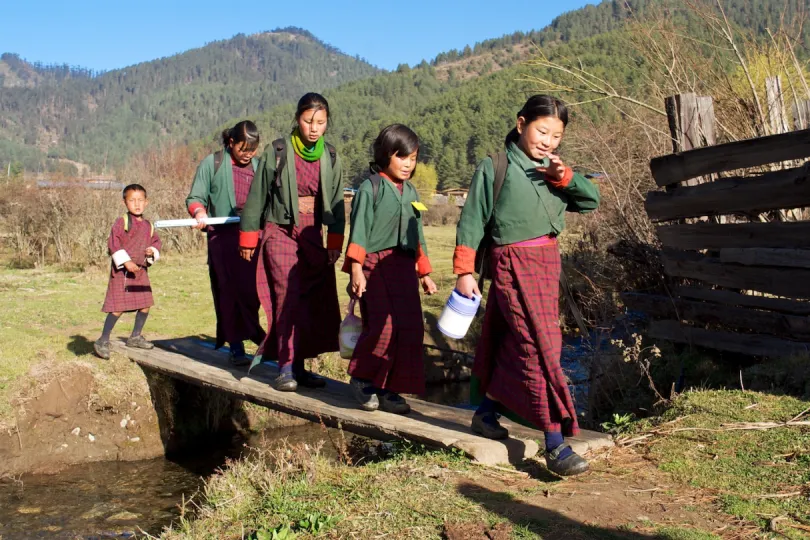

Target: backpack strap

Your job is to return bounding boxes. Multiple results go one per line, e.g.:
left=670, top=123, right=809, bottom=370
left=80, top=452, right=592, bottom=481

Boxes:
left=491, top=151, right=507, bottom=205
left=272, top=139, right=338, bottom=189
left=213, top=149, right=224, bottom=176
left=369, top=174, right=382, bottom=209
left=326, top=142, right=337, bottom=167
left=476, top=152, right=509, bottom=290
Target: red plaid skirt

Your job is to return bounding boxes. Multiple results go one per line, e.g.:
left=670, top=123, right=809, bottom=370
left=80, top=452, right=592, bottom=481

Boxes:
left=348, top=248, right=425, bottom=395
left=255, top=214, right=340, bottom=365
left=473, top=242, right=579, bottom=436
left=207, top=225, right=265, bottom=349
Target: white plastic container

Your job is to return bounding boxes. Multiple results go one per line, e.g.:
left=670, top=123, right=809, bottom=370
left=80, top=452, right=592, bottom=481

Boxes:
left=339, top=299, right=363, bottom=359
left=437, top=289, right=481, bottom=340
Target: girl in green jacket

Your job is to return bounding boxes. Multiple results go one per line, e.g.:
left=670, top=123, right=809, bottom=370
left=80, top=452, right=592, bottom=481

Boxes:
left=454, top=95, right=600, bottom=476
left=186, top=121, right=266, bottom=366
left=239, top=94, right=345, bottom=392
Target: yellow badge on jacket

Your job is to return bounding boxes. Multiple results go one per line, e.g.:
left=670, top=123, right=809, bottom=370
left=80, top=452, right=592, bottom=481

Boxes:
left=411, top=201, right=428, bottom=211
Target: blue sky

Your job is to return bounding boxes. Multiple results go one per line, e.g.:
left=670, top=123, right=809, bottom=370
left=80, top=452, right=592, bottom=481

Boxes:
left=0, top=0, right=599, bottom=72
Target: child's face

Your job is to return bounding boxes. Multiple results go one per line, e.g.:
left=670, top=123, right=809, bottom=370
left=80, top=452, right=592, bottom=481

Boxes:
left=297, top=108, right=328, bottom=144
left=517, top=116, right=565, bottom=162
left=384, top=150, right=418, bottom=181
left=229, top=140, right=257, bottom=166
left=123, top=190, right=148, bottom=217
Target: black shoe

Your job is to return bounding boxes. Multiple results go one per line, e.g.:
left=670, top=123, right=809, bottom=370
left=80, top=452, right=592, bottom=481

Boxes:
left=273, top=371, right=298, bottom=392
left=228, top=342, right=250, bottom=367
left=295, top=370, right=327, bottom=388
left=378, top=392, right=410, bottom=414
left=545, top=443, right=589, bottom=476
left=126, top=335, right=154, bottom=349
left=471, top=411, right=509, bottom=440
left=350, top=378, right=379, bottom=411
left=94, top=339, right=110, bottom=360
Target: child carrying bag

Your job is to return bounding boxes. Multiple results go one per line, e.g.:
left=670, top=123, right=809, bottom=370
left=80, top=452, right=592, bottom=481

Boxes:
left=339, top=299, right=363, bottom=359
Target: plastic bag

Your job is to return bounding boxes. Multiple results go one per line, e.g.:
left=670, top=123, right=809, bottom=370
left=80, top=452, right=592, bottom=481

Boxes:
left=339, top=299, right=362, bottom=359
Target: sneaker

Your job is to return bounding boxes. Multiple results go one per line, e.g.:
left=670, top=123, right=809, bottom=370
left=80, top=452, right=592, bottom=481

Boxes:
left=273, top=371, right=298, bottom=392
left=126, top=335, right=154, bottom=350
left=471, top=411, right=509, bottom=440
left=545, top=443, right=589, bottom=476
left=228, top=343, right=250, bottom=367
left=295, top=370, right=327, bottom=388
left=350, top=378, right=379, bottom=411
left=378, top=392, right=410, bottom=414
left=94, top=339, right=110, bottom=360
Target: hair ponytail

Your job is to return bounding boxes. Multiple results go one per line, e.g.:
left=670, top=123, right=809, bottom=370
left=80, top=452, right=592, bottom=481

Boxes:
left=222, top=120, right=260, bottom=151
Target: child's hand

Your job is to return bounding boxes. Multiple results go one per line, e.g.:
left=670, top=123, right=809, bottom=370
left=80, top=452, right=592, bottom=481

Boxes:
left=192, top=210, right=208, bottom=230
left=350, top=263, right=367, bottom=299
left=420, top=275, right=438, bottom=295
left=455, top=274, right=481, bottom=299
left=145, top=247, right=155, bottom=257
left=124, top=261, right=140, bottom=274
left=536, top=154, right=570, bottom=189
left=240, top=247, right=255, bottom=262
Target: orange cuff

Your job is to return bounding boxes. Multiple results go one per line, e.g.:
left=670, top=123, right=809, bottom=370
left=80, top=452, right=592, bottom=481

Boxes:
left=326, top=233, right=345, bottom=251
left=557, top=167, right=575, bottom=189
left=188, top=202, right=205, bottom=217
left=346, top=243, right=367, bottom=266
left=239, top=230, right=260, bottom=249
left=453, top=245, right=476, bottom=275
left=416, top=246, right=433, bottom=277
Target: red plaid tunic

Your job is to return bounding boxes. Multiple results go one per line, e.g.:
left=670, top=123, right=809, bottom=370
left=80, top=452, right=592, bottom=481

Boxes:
left=232, top=162, right=254, bottom=211
left=101, top=216, right=161, bottom=313
left=473, top=242, right=579, bottom=436
left=254, top=156, right=340, bottom=365
left=347, top=248, right=425, bottom=394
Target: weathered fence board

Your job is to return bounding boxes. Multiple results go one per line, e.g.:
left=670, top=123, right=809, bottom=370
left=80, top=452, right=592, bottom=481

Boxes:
left=645, top=164, right=810, bottom=221
left=622, top=292, right=810, bottom=339
left=649, top=128, right=810, bottom=187
left=656, top=222, right=810, bottom=250
left=719, top=248, right=810, bottom=269
left=675, top=286, right=810, bottom=315
left=648, top=320, right=810, bottom=357
left=661, top=251, right=810, bottom=299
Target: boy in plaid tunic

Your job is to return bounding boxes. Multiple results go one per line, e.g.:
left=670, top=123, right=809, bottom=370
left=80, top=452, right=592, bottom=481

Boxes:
left=94, top=184, right=162, bottom=360
left=454, top=96, right=600, bottom=476
left=344, top=125, right=438, bottom=414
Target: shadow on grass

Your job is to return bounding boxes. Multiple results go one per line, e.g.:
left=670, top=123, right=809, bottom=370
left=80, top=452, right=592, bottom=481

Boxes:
left=67, top=334, right=95, bottom=356
left=457, top=482, right=672, bottom=539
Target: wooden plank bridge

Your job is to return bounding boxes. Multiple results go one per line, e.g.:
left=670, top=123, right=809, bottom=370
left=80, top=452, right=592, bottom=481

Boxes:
left=111, top=338, right=612, bottom=466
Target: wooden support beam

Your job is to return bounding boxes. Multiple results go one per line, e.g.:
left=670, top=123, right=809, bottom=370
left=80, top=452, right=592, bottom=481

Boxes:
left=675, top=286, right=810, bottom=316
left=622, top=292, right=810, bottom=339
left=661, top=250, right=810, bottom=298
left=645, top=164, right=810, bottom=221
left=649, top=128, right=810, bottom=187
left=648, top=320, right=810, bottom=357
left=656, top=222, right=810, bottom=250
left=719, top=248, right=810, bottom=269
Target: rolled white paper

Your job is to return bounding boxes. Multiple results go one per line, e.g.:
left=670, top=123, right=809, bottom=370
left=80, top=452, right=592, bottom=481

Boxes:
left=154, top=216, right=241, bottom=228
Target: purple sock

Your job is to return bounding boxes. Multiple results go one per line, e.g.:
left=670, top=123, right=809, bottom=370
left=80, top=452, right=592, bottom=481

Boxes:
left=545, top=431, right=573, bottom=459
left=280, top=364, right=293, bottom=377
left=475, top=397, right=497, bottom=415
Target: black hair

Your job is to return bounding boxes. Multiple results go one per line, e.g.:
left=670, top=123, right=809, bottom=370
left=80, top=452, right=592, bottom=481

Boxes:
left=295, top=92, right=330, bottom=123
left=370, top=124, right=420, bottom=177
left=505, top=95, right=569, bottom=146
left=221, top=120, right=260, bottom=151
left=122, top=184, right=147, bottom=199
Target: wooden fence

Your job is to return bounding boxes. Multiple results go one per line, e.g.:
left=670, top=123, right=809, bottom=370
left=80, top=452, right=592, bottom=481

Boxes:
left=622, top=86, right=810, bottom=358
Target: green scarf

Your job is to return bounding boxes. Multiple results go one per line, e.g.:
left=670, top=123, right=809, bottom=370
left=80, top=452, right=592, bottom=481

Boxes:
left=291, top=129, right=325, bottom=162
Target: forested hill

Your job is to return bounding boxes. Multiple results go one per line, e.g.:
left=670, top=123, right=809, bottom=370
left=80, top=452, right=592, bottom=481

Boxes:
left=0, top=28, right=379, bottom=172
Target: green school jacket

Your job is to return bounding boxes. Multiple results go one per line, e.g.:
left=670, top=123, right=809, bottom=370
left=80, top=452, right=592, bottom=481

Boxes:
left=185, top=151, right=259, bottom=217
left=240, top=135, right=345, bottom=237
left=347, top=175, right=429, bottom=257
left=456, top=142, right=600, bottom=251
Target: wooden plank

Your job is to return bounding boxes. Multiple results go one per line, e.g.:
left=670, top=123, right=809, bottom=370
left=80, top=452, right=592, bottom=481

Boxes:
left=676, top=286, right=810, bottom=315
left=645, top=164, right=810, bottom=221
left=664, top=94, right=716, bottom=187
left=621, top=292, right=810, bottom=339
left=720, top=248, right=810, bottom=269
left=661, top=250, right=810, bottom=298
left=656, top=222, right=810, bottom=250
left=649, top=128, right=810, bottom=187
left=793, top=100, right=810, bottom=130
left=110, top=338, right=611, bottom=465
left=766, top=76, right=789, bottom=135
left=648, top=320, right=810, bottom=357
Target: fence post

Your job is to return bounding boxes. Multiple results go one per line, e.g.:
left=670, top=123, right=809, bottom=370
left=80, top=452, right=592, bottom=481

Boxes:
left=766, top=76, right=789, bottom=135
left=792, top=99, right=810, bottom=130
left=665, top=93, right=716, bottom=187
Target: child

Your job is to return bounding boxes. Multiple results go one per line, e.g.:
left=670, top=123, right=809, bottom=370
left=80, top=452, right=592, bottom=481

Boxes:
left=187, top=120, right=266, bottom=366
left=94, top=184, right=162, bottom=359
left=239, top=93, right=344, bottom=392
left=344, top=124, right=438, bottom=414
left=453, top=95, right=600, bottom=476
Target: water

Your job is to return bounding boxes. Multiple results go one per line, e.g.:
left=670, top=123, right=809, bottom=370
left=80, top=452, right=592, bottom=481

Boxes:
left=0, top=424, right=340, bottom=540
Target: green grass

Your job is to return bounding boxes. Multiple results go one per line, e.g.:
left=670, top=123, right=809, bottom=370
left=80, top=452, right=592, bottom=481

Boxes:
left=637, top=390, right=810, bottom=538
